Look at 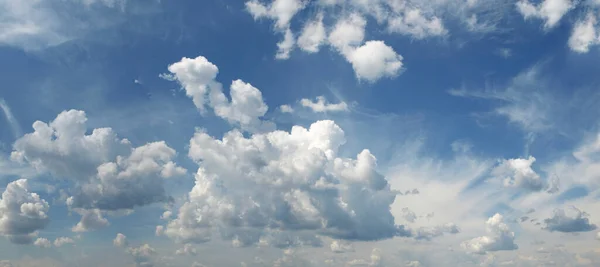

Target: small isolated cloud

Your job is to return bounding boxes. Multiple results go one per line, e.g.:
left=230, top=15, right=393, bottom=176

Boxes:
left=53, top=237, right=74, bottom=247
left=127, top=244, right=157, bottom=267
left=543, top=207, right=597, bottom=233
left=175, top=244, right=197, bottom=256
left=0, top=179, right=49, bottom=244
left=34, top=238, right=52, bottom=248
left=300, top=96, right=349, bottom=113
left=568, top=13, right=599, bottom=53
left=461, top=213, right=518, bottom=254
left=165, top=56, right=274, bottom=132
left=279, top=105, right=294, bottom=113
left=516, top=0, right=575, bottom=30
left=347, top=40, right=404, bottom=83
left=113, top=233, right=128, bottom=247
left=492, top=156, right=545, bottom=191
left=330, top=240, right=354, bottom=253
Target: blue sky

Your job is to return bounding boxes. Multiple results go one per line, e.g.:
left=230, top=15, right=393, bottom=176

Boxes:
left=2, top=0, right=600, bottom=266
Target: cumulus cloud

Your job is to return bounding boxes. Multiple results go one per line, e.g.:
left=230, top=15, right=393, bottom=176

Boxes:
left=516, top=0, right=574, bottom=29
left=12, top=110, right=185, bottom=219
left=347, top=41, right=404, bottom=82
left=330, top=240, right=354, bottom=253
left=461, top=213, right=518, bottom=254
left=298, top=14, right=326, bottom=53
left=0, top=179, right=49, bottom=244
left=175, top=243, right=197, bottom=256
left=299, top=96, right=349, bottom=113
left=568, top=14, right=599, bottom=53
left=492, top=156, right=546, bottom=191
left=34, top=237, right=51, bottom=248
left=387, top=9, right=447, bottom=39
left=114, top=233, right=128, bottom=247
left=413, top=223, right=460, bottom=240
left=164, top=119, right=405, bottom=245
left=165, top=56, right=274, bottom=132
left=53, top=237, right=74, bottom=247
left=543, top=207, right=597, bottom=232
left=71, top=209, right=109, bottom=232
left=279, top=105, right=294, bottom=113
left=127, top=244, right=157, bottom=267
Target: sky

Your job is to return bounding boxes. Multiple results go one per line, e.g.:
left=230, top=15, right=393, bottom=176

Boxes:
left=1, top=0, right=600, bottom=266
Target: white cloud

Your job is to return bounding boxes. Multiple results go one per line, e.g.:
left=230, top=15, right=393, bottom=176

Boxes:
left=12, top=110, right=186, bottom=214
left=568, top=14, right=599, bottom=53
left=165, top=56, right=274, bottom=132
left=53, top=237, right=74, bottom=247
left=492, top=156, right=546, bottom=191
left=127, top=244, right=157, bottom=267
left=0, top=98, right=22, bottom=139
left=164, top=119, right=406, bottom=245
left=543, top=207, right=597, bottom=232
left=276, top=28, right=295, bottom=59
left=298, top=14, right=326, bottom=53
left=71, top=209, right=109, bottom=232
left=280, top=105, right=294, bottom=113
left=348, top=41, right=404, bottom=82
left=175, top=244, right=197, bottom=256
left=405, top=261, right=421, bottom=267
left=113, top=233, right=128, bottom=247
left=461, top=213, right=518, bottom=254
left=328, top=13, right=366, bottom=55
left=300, top=96, right=349, bottom=113
left=34, top=237, right=51, bottom=248
left=516, top=0, right=575, bottom=29
left=330, top=240, right=354, bottom=253
left=413, top=223, right=460, bottom=240
left=387, top=9, right=447, bottom=39
left=0, top=179, right=49, bottom=244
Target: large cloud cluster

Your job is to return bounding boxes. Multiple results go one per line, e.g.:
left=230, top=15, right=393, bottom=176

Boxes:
left=461, top=213, right=518, bottom=254
left=0, top=179, right=49, bottom=244
left=11, top=110, right=185, bottom=230
left=163, top=118, right=405, bottom=245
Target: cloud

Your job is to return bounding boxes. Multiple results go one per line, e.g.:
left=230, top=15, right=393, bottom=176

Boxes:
left=127, top=244, right=157, bottom=267
left=543, top=207, right=597, bottom=233
left=0, top=0, right=129, bottom=50
left=400, top=208, right=417, bottom=223
left=516, top=0, right=575, bottom=29
left=298, top=14, right=326, bottom=53
left=299, top=96, right=349, bottom=113
left=0, top=99, right=22, bottom=139
left=113, top=233, right=128, bottom=247
left=348, top=41, right=404, bottom=82
left=330, top=240, right=354, bottom=253
left=53, top=237, right=74, bottom=247
left=491, top=156, right=546, bottom=191
left=461, top=213, right=518, bottom=254
left=33, top=237, right=51, bottom=248
left=387, top=8, right=447, bottom=39
left=280, top=105, right=294, bottom=113
left=164, top=119, right=406, bottom=245
left=12, top=109, right=186, bottom=216
left=413, top=223, right=460, bottom=240
left=165, top=56, right=274, bottom=132
left=0, top=179, right=49, bottom=244
left=568, top=13, right=599, bottom=53
left=71, top=209, right=109, bottom=232
left=175, top=244, right=197, bottom=256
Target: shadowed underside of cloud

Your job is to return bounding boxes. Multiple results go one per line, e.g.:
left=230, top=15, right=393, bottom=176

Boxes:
left=543, top=207, right=597, bottom=233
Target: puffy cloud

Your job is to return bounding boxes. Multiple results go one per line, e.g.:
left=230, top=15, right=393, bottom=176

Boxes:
left=280, top=105, right=294, bottom=113
left=413, top=223, right=460, bottom=240
left=71, top=209, right=109, bottom=232
left=34, top=237, right=51, bottom=248
left=165, top=120, right=405, bottom=245
left=347, top=41, right=404, bottom=82
left=568, top=14, right=599, bottom=53
left=492, top=156, right=545, bottom=191
left=127, top=244, right=157, bottom=267
left=113, top=233, right=128, bottom=247
left=12, top=110, right=185, bottom=216
left=461, top=214, right=518, bottom=254
left=165, top=56, right=274, bottom=132
left=53, top=237, right=74, bottom=247
left=298, top=14, right=326, bottom=53
left=328, top=13, right=366, bottom=55
left=300, top=96, right=349, bottom=113
left=516, top=0, right=574, bottom=29
left=175, top=243, right=197, bottom=256
left=330, top=240, right=354, bottom=253
left=0, top=179, right=49, bottom=244
left=543, top=207, right=597, bottom=232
